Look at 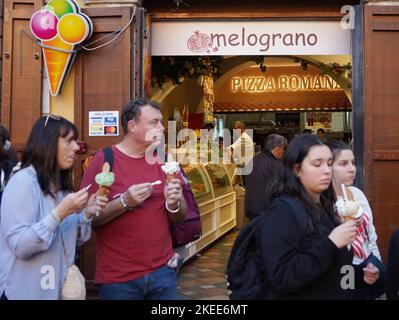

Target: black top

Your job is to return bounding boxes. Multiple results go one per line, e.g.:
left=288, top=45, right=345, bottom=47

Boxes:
left=256, top=198, right=353, bottom=300
left=0, top=159, right=18, bottom=205
left=245, top=151, right=282, bottom=220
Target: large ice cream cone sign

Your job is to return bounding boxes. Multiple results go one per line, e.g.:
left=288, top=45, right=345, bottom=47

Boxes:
left=30, top=0, right=93, bottom=96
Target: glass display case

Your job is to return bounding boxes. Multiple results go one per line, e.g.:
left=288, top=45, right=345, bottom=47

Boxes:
left=169, top=147, right=236, bottom=262
left=204, top=163, right=233, bottom=198
left=181, top=163, right=213, bottom=203
left=177, top=154, right=236, bottom=262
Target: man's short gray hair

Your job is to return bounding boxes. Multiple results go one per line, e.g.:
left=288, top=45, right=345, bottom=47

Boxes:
left=264, top=134, right=287, bottom=152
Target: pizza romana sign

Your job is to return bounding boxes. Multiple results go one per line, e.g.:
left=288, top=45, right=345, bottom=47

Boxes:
left=152, top=21, right=350, bottom=56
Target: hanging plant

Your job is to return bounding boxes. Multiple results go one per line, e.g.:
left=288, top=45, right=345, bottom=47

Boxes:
left=151, top=56, right=223, bottom=89
left=251, top=56, right=309, bottom=73
left=322, top=62, right=352, bottom=80
left=250, top=56, right=267, bottom=72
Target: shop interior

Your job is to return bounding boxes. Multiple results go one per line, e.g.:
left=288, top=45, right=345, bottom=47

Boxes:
left=151, top=55, right=352, bottom=261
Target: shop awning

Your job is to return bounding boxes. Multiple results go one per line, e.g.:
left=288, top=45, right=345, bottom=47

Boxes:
left=214, top=97, right=351, bottom=113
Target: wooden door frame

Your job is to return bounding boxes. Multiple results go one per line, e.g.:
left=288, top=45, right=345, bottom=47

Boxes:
left=352, top=4, right=365, bottom=190
left=1, top=0, right=43, bottom=153
left=0, top=0, right=3, bottom=113
left=73, top=6, right=134, bottom=188
left=361, top=3, right=399, bottom=259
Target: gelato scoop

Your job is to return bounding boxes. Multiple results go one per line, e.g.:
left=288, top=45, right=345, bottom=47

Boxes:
left=335, top=197, right=363, bottom=222
left=346, top=201, right=360, bottom=216
left=95, top=162, right=114, bottom=196
left=161, top=161, right=180, bottom=182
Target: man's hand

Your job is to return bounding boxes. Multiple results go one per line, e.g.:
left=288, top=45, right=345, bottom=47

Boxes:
left=164, top=178, right=183, bottom=210
left=125, top=183, right=153, bottom=207
left=363, top=263, right=380, bottom=285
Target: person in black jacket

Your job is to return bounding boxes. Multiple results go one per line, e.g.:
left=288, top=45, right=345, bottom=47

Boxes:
left=0, top=124, right=18, bottom=202
left=258, top=134, right=358, bottom=299
left=386, top=229, right=399, bottom=300
left=245, top=134, right=287, bottom=220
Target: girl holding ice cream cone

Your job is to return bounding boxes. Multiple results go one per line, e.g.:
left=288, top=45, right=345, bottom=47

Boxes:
left=328, top=140, right=385, bottom=300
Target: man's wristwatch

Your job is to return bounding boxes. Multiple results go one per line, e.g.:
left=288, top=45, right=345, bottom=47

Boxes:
left=120, top=192, right=135, bottom=211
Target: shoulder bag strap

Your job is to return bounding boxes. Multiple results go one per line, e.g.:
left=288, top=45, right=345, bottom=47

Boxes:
left=103, top=147, right=114, bottom=171
left=60, top=233, right=71, bottom=267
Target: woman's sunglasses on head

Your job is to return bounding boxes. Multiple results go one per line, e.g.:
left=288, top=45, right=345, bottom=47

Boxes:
left=43, top=114, right=61, bottom=128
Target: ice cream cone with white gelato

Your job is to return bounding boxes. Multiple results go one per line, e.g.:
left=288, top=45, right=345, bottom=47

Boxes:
left=161, top=161, right=180, bottom=183
left=335, top=186, right=363, bottom=222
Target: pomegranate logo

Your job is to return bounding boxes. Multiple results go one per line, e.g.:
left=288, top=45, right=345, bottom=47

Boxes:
left=187, top=30, right=218, bottom=54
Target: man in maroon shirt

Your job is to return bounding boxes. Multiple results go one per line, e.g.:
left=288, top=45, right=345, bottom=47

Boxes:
left=81, top=98, right=187, bottom=300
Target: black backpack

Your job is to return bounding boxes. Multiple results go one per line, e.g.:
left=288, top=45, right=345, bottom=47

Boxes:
left=226, top=195, right=309, bottom=300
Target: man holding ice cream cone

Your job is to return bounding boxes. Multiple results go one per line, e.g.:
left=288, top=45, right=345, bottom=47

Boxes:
left=81, top=98, right=189, bottom=300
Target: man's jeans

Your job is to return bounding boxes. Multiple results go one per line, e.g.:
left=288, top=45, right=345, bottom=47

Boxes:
left=99, top=265, right=178, bottom=300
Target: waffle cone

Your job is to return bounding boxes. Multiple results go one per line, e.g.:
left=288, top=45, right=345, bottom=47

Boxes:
left=343, top=215, right=354, bottom=223
left=97, top=186, right=109, bottom=196
left=166, top=174, right=176, bottom=183
left=42, top=36, right=74, bottom=96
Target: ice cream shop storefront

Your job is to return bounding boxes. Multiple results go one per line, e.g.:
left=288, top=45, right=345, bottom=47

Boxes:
left=2, top=0, right=399, bottom=293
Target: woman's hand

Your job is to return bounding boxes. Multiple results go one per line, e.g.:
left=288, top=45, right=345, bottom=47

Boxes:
left=328, top=220, right=358, bottom=249
left=55, top=187, right=89, bottom=220
left=363, top=263, right=380, bottom=285
left=84, top=193, right=109, bottom=219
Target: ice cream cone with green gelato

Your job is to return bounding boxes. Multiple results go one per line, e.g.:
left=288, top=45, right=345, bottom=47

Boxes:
left=95, top=162, right=114, bottom=196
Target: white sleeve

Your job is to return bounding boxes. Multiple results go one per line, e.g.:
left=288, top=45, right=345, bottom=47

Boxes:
left=229, top=135, right=242, bottom=152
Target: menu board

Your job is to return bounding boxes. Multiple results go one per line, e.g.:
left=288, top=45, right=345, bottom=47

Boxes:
left=276, top=112, right=300, bottom=127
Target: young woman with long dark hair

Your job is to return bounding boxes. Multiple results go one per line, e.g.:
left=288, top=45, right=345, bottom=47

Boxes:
left=258, top=134, right=357, bottom=299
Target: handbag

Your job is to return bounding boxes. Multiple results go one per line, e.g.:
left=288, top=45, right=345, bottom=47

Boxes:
left=170, top=169, right=202, bottom=247
left=60, top=233, right=86, bottom=300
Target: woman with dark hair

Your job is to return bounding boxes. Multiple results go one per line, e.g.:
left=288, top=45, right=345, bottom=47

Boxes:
left=328, top=140, right=385, bottom=300
left=0, top=115, right=108, bottom=300
left=258, top=134, right=357, bottom=299
left=0, top=124, right=18, bottom=201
